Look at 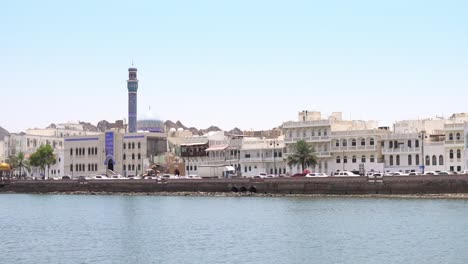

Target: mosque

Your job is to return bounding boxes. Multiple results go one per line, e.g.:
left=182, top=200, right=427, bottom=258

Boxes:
left=63, top=66, right=167, bottom=178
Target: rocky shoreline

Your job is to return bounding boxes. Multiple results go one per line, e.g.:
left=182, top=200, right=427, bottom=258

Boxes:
left=5, top=191, right=468, bottom=199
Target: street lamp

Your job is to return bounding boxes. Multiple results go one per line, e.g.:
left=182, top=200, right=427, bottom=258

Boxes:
left=420, top=130, right=426, bottom=174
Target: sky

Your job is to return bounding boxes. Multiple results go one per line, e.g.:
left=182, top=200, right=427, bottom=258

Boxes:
left=1, top=0, right=468, bottom=133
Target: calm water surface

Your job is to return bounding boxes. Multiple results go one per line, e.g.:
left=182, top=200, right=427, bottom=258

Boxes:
left=1, top=194, right=468, bottom=264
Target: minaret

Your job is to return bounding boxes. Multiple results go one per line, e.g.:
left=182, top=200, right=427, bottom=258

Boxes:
left=127, top=66, right=138, bottom=133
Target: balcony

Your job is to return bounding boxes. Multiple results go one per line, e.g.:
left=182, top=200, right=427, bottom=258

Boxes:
left=381, top=147, right=421, bottom=154
left=331, top=145, right=378, bottom=152
left=284, top=136, right=330, bottom=143
left=240, top=157, right=283, bottom=163
left=445, top=140, right=464, bottom=145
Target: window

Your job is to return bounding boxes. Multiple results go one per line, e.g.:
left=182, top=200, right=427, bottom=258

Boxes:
left=457, top=166, right=461, bottom=172
left=342, top=140, right=347, bottom=147
left=311, top=131, right=315, bottom=137
left=194, top=165, right=197, bottom=170
left=450, top=149, right=454, bottom=159
left=396, top=155, right=400, bottom=166
left=249, top=166, right=251, bottom=171
left=457, top=149, right=461, bottom=159
left=450, top=166, right=454, bottom=171
left=88, top=147, right=90, bottom=155
left=361, top=155, right=366, bottom=163
left=70, top=164, right=73, bottom=172
left=415, top=154, right=420, bottom=165
left=244, top=166, right=247, bottom=173
left=335, top=140, right=339, bottom=147
left=390, top=155, right=394, bottom=166
left=408, top=140, right=412, bottom=148
left=324, top=130, right=328, bottom=136
left=123, top=143, right=126, bottom=149
left=415, top=140, right=419, bottom=148
left=70, top=149, right=73, bottom=156
left=123, top=165, right=126, bottom=171
left=138, top=164, right=141, bottom=171
left=132, top=153, right=135, bottom=160
left=123, top=154, right=126, bottom=160
left=408, top=155, right=412, bottom=166
left=303, top=131, right=306, bottom=137
left=95, top=147, right=98, bottom=154
left=361, top=139, right=365, bottom=146
left=138, top=142, right=141, bottom=149
left=187, top=166, right=190, bottom=171
left=370, top=155, right=375, bottom=163
left=336, top=156, right=341, bottom=163
left=432, top=155, right=437, bottom=166
left=76, top=164, right=78, bottom=171
left=351, top=139, right=356, bottom=146
left=343, top=156, right=348, bottom=163
left=370, top=138, right=375, bottom=146
left=456, top=133, right=461, bottom=140
left=449, top=133, right=453, bottom=140
left=318, top=130, right=322, bottom=136
left=138, top=153, right=141, bottom=160
left=245, top=153, right=250, bottom=158
left=132, top=164, right=135, bottom=170
left=439, top=155, right=444, bottom=166
left=352, top=156, right=356, bottom=163
left=425, top=155, right=430, bottom=166
left=389, top=141, right=393, bottom=148
left=88, top=164, right=91, bottom=171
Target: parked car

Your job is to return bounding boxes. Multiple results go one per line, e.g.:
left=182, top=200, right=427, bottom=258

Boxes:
left=462, top=170, right=468, bottom=175
left=92, top=175, right=110, bottom=180
left=408, top=172, right=422, bottom=176
left=424, top=171, right=438, bottom=175
left=390, top=172, right=408, bottom=176
left=333, top=171, right=360, bottom=177
left=437, top=171, right=450, bottom=175
left=305, top=173, right=328, bottom=177
left=61, top=175, right=72, bottom=180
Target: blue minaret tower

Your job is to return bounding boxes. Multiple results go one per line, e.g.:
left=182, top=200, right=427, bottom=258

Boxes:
left=127, top=66, right=138, bottom=133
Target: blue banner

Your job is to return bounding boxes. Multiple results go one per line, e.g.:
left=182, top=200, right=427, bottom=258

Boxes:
left=105, top=132, right=114, bottom=157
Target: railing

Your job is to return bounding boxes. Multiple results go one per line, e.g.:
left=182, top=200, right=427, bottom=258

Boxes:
left=382, top=133, right=420, bottom=140
left=381, top=147, right=421, bottom=154
left=445, top=140, right=464, bottom=145
left=331, top=130, right=389, bottom=137
left=284, top=136, right=330, bottom=143
left=331, top=146, right=377, bottom=152
left=444, top=123, right=465, bottom=130
left=240, top=157, right=283, bottom=163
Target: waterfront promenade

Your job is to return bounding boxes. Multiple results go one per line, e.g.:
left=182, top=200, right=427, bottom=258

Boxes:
left=2, top=175, right=468, bottom=195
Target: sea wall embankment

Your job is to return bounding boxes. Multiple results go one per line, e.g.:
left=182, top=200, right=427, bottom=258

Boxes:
left=2, top=175, right=468, bottom=195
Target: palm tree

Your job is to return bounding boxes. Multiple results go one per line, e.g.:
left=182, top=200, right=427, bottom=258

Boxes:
left=286, top=139, right=318, bottom=172
left=16, top=152, right=31, bottom=179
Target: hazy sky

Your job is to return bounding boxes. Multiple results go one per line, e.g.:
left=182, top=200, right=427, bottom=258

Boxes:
left=1, top=0, right=467, bottom=133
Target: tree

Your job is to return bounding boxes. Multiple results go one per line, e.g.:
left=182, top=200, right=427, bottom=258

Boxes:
left=286, top=139, right=318, bottom=172
left=16, top=152, right=30, bottom=179
left=29, top=144, right=56, bottom=179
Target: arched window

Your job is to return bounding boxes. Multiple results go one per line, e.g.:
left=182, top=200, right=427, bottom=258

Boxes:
left=342, top=139, right=347, bottom=147
left=361, top=155, right=366, bottom=163
left=361, top=138, right=366, bottom=146
left=415, top=154, right=420, bottom=165
left=318, top=130, right=322, bottom=136
left=415, top=140, right=419, bottom=148
left=132, top=153, right=135, bottom=160
left=132, top=142, right=135, bottom=149
left=123, top=143, right=126, bottom=149
left=70, top=149, right=73, bottom=156
left=389, top=141, right=393, bottom=148
left=343, top=156, right=348, bottom=163
left=123, top=165, right=126, bottom=171
left=396, top=155, right=400, bottom=166
left=370, top=155, right=375, bottom=163
left=439, top=155, right=444, bottom=165
left=457, top=149, right=461, bottom=159
left=370, top=138, right=375, bottom=146
left=432, top=155, right=437, bottom=166
left=351, top=139, right=356, bottom=146
left=132, top=164, right=135, bottom=170
left=425, top=155, right=430, bottom=166
left=456, top=133, right=461, bottom=140
left=408, top=155, right=412, bottom=166
left=335, top=140, right=340, bottom=147
left=450, top=149, right=454, bottom=159
left=449, top=133, right=453, bottom=140
left=123, top=154, right=126, bottom=160
left=336, top=156, right=341, bottom=163
left=138, top=142, right=141, bottom=149
left=138, top=153, right=141, bottom=160
left=408, top=140, right=412, bottom=148
left=390, top=155, right=394, bottom=166
left=352, top=156, right=356, bottom=163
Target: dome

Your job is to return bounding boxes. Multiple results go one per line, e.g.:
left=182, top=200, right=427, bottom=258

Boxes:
left=177, top=128, right=184, bottom=132
left=0, top=162, right=11, bottom=171
left=137, top=106, right=165, bottom=133
left=170, top=128, right=176, bottom=132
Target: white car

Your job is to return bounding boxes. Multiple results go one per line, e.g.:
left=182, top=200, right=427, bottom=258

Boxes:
left=390, top=172, right=408, bottom=176
left=424, top=171, right=438, bottom=175
left=334, top=171, right=360, bottom=177
left=92, top=175, right=110, bottom=180
left=462, top=170, right=468, bottom=175
left=306, top=173, right=328, bottom=177
left=408, top=172, right=422, bottom=176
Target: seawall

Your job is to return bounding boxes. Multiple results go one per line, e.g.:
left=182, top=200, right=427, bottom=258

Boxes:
left=2, top=175, right=468, bottom=195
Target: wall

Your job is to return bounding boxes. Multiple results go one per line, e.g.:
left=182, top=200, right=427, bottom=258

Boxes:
left=3, top=175, right=468, bottom=195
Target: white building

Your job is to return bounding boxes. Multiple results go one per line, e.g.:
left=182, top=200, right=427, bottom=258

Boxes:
left=64, top=132, right=167, bottom=178
left=240, top=136, right=286, bottom=177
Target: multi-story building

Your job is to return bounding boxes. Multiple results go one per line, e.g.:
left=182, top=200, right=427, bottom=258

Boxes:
left=239, top=136, right=286, bottom=177
left=445, top=123, right=465, bottom=172
left=64, top=131, right=166, bottom=178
